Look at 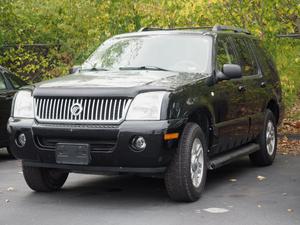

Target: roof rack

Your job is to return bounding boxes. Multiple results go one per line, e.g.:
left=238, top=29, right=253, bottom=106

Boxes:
left=138, top=24, right=251, bottom=35
left=212, top=25, right=251, bottom=35
left=138, top=26, right=213, bottom=32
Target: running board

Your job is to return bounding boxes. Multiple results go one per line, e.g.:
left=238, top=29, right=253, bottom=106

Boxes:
left=208, top=143, right=260, bottom=170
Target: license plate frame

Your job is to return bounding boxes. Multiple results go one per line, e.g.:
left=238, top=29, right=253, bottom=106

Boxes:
left=56, top=143, right=91, bottom=165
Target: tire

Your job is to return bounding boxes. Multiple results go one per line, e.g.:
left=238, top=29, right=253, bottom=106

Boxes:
left=22, top=163, right=69, bottom=192
left=165, top=122, right=208, bottom=202
left=249, top=109, right=277, bottom=166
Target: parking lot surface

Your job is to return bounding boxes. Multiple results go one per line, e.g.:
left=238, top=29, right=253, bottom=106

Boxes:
left=0, top=149, right=299, bottom=225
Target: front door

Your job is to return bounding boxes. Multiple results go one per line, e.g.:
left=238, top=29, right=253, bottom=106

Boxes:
left=211, top=35, right=250, bottom=153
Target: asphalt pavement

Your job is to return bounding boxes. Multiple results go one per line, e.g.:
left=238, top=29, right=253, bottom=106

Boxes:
left=0, top=148, right=299, bottom=225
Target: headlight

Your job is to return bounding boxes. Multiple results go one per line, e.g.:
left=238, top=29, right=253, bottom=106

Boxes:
left=13, top=90, right=34, bottom=118
left=126, top=91, right=167, bottom=120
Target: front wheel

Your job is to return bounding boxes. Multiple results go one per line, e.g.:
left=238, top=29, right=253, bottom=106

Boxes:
left=249, top=110, right=277, bottom=166
left=23, top=163, right=69, bottom=192
left=165, top=122, right=208, bottom=202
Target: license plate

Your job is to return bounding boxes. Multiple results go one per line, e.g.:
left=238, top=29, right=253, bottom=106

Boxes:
left=56, top=143, right=90, bottom=165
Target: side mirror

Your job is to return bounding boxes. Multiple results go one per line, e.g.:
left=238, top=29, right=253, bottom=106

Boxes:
left=223, top=64, right=242, bottom=79
left=216, top=64, right=242, bottom=81
left=69, top=65, right=81, bottom=74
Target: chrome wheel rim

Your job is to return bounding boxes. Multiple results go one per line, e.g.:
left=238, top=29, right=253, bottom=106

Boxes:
left=266, top=120, right=276, bottom=155
left=190, top=138, right=204, bottom=188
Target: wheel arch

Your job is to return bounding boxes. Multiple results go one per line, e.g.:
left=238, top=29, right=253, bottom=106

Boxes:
left=266, top=99, right=280, bottom=124
left=187, top=107, right=215, bottom=149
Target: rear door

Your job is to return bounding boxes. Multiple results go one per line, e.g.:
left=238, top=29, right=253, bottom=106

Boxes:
left=231, top=36, right=266, bottom=140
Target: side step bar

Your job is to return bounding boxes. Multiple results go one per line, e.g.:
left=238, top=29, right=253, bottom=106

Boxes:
left=208, top=143, right=260, bottom=170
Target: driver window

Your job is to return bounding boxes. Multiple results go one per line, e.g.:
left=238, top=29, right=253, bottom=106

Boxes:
left=216, top=37, right=238, bottom=71
left=233, top=38, right=258, bottom=76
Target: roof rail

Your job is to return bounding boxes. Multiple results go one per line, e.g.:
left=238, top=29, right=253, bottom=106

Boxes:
left=212, top=25, right=251, bottom=35
left=138, top=26, right=213, bottom=32
left=138, top=25, right=251, bottom=35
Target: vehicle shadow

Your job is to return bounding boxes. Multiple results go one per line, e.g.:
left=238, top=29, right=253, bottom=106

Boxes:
left=0, top=148, right=14, bottom=161
left=206, top=157, right=255, bottom=189
left=24, top=157, right=256, bottom=206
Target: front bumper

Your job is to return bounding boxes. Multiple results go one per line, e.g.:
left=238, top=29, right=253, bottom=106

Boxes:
left=8, top=118, right=185, bottom=174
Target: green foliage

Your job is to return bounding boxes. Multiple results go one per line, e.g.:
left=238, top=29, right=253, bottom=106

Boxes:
left=0, top=46, right=70, bottom=82
left=0, top=0, right=299, bottom=106
left=276, top=38, right=300, bottom=107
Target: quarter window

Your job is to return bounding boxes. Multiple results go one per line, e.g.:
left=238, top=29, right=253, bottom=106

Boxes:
left=234, top=38, right=258, bottom=76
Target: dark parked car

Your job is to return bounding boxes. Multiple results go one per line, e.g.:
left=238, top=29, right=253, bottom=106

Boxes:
left=0, top=66, right=27, bottom=156
left=8, top=25, right=284, bottom=202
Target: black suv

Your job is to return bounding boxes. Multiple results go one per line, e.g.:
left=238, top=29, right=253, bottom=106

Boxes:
left=8, top=25, right=284, bottom=202
left=0, top=66, right=26, bottom=156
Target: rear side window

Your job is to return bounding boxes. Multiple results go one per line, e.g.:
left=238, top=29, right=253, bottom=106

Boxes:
left=251, top=40, right=277, bottom=75
left=233, top=38, right=258, bottom=76
left=216, top=37, right=239, bottom=71
left=0, top=74, right=7, bottom=91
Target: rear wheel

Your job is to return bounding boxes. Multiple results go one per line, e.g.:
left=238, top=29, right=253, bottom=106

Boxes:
left=22, top=163, right=69, bottom=192
left=249, top=110, right=277, bottom=166
left=165, top=122, right=208, bottom=202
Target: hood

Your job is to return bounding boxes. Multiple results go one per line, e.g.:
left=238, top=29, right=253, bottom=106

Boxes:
left=37, top=70, right=178, bottom=88
left=33, top=70, right=209, bottom=97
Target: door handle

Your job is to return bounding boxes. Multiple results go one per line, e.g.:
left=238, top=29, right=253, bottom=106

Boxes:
left=238, top=85, right=246, bottom=92
left=260, top=82, right=266, bottom=88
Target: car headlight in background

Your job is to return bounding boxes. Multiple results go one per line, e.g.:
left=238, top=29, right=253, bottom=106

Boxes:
left=126, top=91, right=168, bottom=120
left=13, top=90, right=34, bottom=118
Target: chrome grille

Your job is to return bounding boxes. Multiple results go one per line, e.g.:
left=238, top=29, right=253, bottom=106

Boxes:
left=34, top=97, right=132, bottom=124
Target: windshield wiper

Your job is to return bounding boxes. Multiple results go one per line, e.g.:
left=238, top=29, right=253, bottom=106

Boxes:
left=119, top=66, right=171, bottom=71
left=81, top=63, right=108, bottom=71
left=82, top=67, right=108, bottom=71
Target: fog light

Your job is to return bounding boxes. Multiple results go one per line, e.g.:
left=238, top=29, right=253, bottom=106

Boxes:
left=131, top=136, right=146, bottom=152
left=16, top=133, right=26, bottom=147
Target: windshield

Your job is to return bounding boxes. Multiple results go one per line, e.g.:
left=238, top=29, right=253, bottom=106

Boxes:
left=82, top=34, right=212, bottom=74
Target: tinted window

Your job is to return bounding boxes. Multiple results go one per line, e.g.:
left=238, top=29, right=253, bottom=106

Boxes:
left=5, top=72, right=26, bottom=89
left=0, top=74, right=7, bottom=90
left=252, top=40, right=277, bottom=74
left=233, top=38, right=258, bottom=76
left=216, top=37, right=239, bottom=71
left=82, top=35, right=212, bottom=74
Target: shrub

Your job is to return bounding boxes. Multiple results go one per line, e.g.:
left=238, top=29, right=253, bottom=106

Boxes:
left=0, top=46, right=70, bottom=82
